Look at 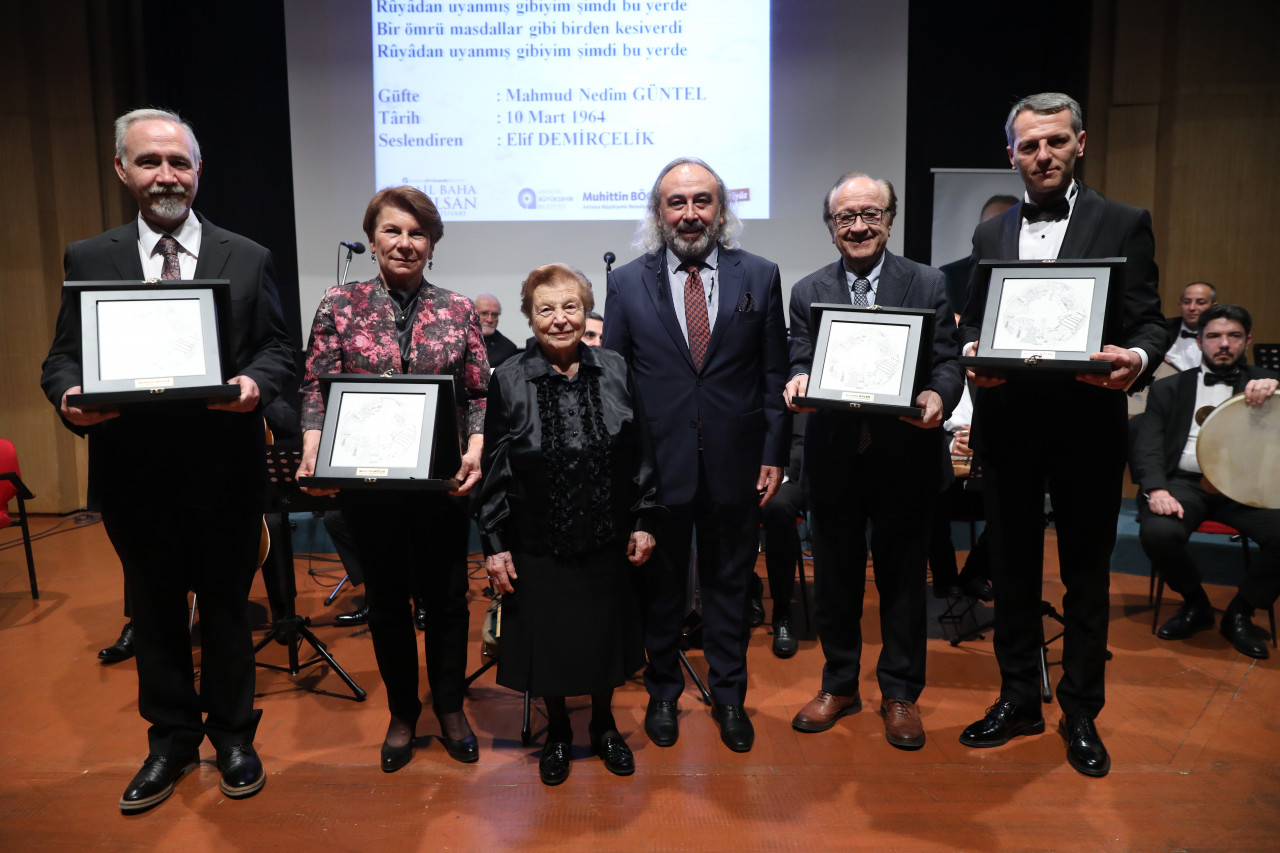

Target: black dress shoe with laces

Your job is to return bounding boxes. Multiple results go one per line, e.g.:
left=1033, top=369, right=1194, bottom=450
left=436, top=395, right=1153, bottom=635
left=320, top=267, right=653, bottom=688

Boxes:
left=1156, top=600, right=1214, bottom=641
left=644, top=698, right=679, bottom=747
left=771, top=619, right=798, bottom=658
left=414, top=603, right=428, bottom=631
left=589, top=726, right=635, bottom=776
left=959, top=698, right=1045, bottom=747
left=1221, top=607, right=1270, bottom=659
left=539, top=741, right=571, bottom=786
left=119, top=751, right=200, bottom=813
left=216, top=744, right=265, bottom=798
left=711, top=704, right=754, bottom=752
left=1059, top=714, right=1110, bottom=777
left=334, top=605, right=369, bottom=627
left=99, top=622, right=136, bottom=664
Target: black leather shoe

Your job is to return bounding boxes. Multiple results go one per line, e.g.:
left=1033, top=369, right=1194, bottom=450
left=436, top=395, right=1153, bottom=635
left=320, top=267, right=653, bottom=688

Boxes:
left=644, top=698, right=679, bottom=747
left=440, top=733, right=479, bottom=763
left=414, top=603, right=428, bottom=631
left=1059, top=714, right=1110, bottom=777
left=381, top=738, right=413, bottom=773
left=589, top=726, right=635, bottom=776
left=771, top=619, right=798, bottom=658
left=216, top=744, right=265, bottom=798
left=711, top=704, right=754, bottom=753
left=334, top=605, right=369, bottom=627
left=748, top=597, right=765, bottom=628
left=932, top=578, right=963, bottom=599
left=1157, top=600, right=1214, bottom=640
left=539, top=741, right=571, bottom=785
left=959, top=698, right=1045, bottom=747
left=1221, top=608, right=1270, bottom=659
left=99, top=622, right=135, bottom=664
left=119, top=751, right=200, bottom=813
left=960, top=575, right=993, bottom=602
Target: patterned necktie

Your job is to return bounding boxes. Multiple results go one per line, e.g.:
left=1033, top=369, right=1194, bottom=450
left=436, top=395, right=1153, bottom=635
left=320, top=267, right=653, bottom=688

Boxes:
left=852, top=277, right=871, bottom=306
left=157, top=235, right=181, bottom=280
left=684, top=263, right=711, bottom=369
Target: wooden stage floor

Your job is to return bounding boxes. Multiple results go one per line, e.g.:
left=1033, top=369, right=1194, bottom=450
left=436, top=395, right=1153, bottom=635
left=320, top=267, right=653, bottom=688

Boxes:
left=1, top=514, right=1278, bottom=852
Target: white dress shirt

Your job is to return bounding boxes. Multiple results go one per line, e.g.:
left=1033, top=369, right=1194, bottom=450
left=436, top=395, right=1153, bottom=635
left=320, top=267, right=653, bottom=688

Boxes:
left=135, top=212, right=202, bottom=279
left=667, top=245, right=719, bottom=343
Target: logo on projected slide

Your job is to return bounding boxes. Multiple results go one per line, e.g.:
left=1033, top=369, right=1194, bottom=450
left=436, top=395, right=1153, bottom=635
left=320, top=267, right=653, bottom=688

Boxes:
left=518, top=188, right=537, bottom=209
left=729, top=188, right=751, bottom=203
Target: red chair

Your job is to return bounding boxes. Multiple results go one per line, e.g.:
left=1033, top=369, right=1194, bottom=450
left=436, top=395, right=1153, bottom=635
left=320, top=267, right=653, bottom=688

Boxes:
left=0, top=438, right=38, bottom=599
left=1150, top=520, right=1276, bottom=647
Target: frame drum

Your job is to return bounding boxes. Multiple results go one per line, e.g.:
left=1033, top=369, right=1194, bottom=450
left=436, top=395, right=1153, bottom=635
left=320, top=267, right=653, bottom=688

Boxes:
left=1196, top=391, right=1280, bottom=509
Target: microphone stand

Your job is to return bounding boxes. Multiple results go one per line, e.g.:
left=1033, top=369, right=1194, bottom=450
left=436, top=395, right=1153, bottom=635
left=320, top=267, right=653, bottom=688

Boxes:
left=339, top=246, right=356, bottom=287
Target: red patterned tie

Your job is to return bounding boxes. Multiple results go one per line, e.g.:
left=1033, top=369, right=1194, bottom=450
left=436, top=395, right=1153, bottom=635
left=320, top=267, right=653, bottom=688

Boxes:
left=684, top=263, right=711, bottom=369
left=158, top=235, right=181, bottom=280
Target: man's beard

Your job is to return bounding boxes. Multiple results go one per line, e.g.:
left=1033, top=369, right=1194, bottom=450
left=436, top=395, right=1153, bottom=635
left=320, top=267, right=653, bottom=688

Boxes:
left=148, top=186, right=190, bottom=220
left=662, top=217, right=721, bottom=261
left=1203, top=350, right=1244, bottom=374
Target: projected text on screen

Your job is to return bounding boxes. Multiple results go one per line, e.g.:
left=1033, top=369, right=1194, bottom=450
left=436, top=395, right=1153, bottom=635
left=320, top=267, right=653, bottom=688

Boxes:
left=371, top=0, right=770, bottom=221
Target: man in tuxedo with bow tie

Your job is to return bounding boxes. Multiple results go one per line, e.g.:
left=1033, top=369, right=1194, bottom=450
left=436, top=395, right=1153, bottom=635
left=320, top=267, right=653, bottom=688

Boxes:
left=955, top=92, right=1166, bottom=777
left=1130, top=303, right=1279, bottom=657
left=604, top=157, right=788, bottom=753
left=783, top=173, right=962, bottom=749
left=41, top=108, right=294, bottom=811
left=1163, top=281, right=1218, bottom=371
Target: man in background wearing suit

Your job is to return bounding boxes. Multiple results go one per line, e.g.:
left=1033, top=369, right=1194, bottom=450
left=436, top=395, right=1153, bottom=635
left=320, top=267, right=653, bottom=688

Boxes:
left=784, top=173, right=962, bottom=749
left=604, top=157, right=788, bottom=752
left=956, top=93, right=1166, bottom=777
left=1163, top=281, right=1218, bottom=371
left=41, top=108, right=295, bottom=812
left=1130, top=303, right=1279, bottom=658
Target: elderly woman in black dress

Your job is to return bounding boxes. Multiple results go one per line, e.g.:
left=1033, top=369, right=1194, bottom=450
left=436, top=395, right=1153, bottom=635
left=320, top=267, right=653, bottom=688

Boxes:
left=298, top=186, right=487, bottom=771
left=477, top=263, right=660, bottom=785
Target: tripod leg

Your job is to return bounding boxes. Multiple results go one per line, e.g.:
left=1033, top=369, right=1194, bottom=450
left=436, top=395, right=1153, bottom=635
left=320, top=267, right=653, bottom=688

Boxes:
left=324, top=573, right=350, bottom=606
left=1039, top=644, right=1052, bottom=703
left=293, top=623, right=367, bottom=701
left=678, top=648, right=712, bottom=706
left=521, top=692, right=532, bottom=745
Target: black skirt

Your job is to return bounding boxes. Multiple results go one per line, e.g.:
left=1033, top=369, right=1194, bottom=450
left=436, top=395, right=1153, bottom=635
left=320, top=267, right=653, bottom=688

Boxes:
left=496, top=542, right=643, bottom=697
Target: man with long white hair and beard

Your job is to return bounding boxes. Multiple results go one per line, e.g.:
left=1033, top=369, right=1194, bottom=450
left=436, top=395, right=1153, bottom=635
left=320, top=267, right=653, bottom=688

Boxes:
left=604, top=157, right=788, bottom=753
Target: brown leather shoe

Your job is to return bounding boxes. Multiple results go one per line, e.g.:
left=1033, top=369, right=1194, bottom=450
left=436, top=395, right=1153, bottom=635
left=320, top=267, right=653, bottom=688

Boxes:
left=792, top=690, right=862, bottom=732
left=880, top=698, right=925, bottom=750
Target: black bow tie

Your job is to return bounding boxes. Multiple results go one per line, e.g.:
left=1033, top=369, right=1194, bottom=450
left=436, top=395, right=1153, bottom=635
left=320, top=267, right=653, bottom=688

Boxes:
left=1203, top=370, right=1239, bottom=387
left=1179, top=329, right=1197, bottom=339
left=1022, top=197, right=1070, bottom=222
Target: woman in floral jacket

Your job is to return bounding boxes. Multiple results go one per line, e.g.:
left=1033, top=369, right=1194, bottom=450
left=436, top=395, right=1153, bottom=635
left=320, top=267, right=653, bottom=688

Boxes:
left=298, top=186, right=488, bottom=772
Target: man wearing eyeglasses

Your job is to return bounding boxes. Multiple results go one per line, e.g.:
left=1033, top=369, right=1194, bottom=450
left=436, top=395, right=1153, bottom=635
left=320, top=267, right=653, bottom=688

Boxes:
left=476, top=292, right=519, bottom=367
left=955, top=93, right=1165, bottom=777
left=783, top=173, right=962, bottom=750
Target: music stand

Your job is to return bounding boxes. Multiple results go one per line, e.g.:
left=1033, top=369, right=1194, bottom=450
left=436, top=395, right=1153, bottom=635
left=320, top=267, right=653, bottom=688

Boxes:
left=254, top=444, right=366, bottom=702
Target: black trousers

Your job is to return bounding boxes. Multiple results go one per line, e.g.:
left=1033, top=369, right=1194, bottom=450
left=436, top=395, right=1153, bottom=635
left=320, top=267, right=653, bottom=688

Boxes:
left=1139, top=474, right=1280, bottom=609
left=102, top=499, right=262, bottom=755
left=339, top=491, right=470, bottom=722
left=808, top=472, right=930, bottom=702
left=760, top=480, right=805, bottom=621
left=643, top=463, right=758, bottom=707
left=982, top=437, right=1124, bottom=718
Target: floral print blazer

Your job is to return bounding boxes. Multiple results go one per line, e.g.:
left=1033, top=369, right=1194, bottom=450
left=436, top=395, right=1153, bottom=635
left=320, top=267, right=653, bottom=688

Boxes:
left=301, top=276, right=489, bottom=446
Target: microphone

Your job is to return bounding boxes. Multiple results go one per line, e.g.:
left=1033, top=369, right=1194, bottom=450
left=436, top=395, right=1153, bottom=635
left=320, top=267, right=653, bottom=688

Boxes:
left=603, top=251, right=616, bottom=273
left=339, top=240, right=367, bottom=254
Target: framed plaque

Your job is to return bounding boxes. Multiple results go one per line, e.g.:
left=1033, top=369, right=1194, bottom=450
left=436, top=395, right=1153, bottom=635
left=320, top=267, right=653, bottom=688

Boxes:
left=300, top=374, right=462, bottom=490
left=961, top=259, right=1124, bottom=374
left=793, top=303, right=935, bottom=418
left=65, top=280, right=238, bottom=408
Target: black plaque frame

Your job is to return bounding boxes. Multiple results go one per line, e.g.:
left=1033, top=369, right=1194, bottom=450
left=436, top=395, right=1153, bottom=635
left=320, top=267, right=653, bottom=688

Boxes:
left=301, top=374, right=461, bottom=490
left=65, top=280, right=238, bottom=407
left=793, top=303, right=934, bottom=418
left=961, top=259, right=1124, bottom=374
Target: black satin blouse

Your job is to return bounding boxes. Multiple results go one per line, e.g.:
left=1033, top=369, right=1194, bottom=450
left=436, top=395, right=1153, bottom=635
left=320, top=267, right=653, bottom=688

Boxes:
left=476, top=341, right=661, bottom=558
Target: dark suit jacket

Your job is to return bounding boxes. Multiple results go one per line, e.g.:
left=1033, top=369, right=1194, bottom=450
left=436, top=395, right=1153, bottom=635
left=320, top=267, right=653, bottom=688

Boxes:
left=603, top=246, right=788, bottom=506
left=956, top=182, right=1166, bottom=454
left=790, top=253, right=963, bottom=499
left=40, top=216, right=295, bottom=507
left=484, top=328, right=520, bottom=368
left=1128, top=365, right=1276, bottom=492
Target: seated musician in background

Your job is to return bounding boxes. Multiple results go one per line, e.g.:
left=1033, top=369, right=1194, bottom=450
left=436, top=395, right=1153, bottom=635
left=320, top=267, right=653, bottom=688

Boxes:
left=1162, top=281, right=1218, bottom=371
left=927, top=383, right=991, bottom=601
left=749, top=411, right=806, bottom=658
left=1130, top=303, right=1280, bottom=658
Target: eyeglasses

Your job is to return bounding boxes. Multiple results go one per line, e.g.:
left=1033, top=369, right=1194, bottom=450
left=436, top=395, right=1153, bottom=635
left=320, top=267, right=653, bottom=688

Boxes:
left=830, top=209, right=887, bottom=228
